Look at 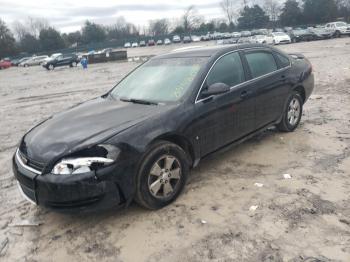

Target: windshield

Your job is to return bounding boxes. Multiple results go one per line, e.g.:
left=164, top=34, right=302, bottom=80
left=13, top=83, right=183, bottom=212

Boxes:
left=110, top=57, right=206, bottom=103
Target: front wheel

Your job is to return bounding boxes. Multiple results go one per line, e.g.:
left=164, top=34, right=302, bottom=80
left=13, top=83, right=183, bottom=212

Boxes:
left=277, top=92, right=303, bottom=132
left=135, top=141, right=189, bottom=210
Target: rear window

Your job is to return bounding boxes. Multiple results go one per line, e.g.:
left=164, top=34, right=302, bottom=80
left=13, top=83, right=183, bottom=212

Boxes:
left=245, top=51, right=278, bottom=78
left=274, top=52, right=290, bottom=68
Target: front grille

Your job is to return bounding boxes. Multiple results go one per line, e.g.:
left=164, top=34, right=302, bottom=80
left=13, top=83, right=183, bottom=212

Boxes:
left=18, top=150, right=45, bottom=173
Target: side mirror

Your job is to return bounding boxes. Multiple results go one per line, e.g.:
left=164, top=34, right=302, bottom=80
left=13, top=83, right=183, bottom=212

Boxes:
left=201, top=82, right=230, bottom=97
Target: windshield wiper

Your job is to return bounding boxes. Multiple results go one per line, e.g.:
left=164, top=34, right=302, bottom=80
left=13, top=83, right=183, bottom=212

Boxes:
left=120, top=97, right=158, bottom=105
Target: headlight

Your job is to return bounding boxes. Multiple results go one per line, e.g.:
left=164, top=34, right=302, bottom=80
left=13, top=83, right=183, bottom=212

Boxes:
left=52, top=144, right=120, bottom=175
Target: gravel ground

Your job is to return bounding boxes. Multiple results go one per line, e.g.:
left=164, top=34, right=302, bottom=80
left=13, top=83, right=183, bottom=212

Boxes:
left=0, top=38, right=350, bottom=262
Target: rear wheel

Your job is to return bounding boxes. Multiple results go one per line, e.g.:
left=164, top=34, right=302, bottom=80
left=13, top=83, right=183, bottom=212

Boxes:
left=277, top=92, right=303, bottom=132
left=48, top=64, right=54, bottom=70
left=135, top=141, right=189, bottom=210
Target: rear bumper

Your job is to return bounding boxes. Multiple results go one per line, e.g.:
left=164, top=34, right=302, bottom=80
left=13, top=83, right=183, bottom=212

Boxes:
left=13, top=150, right=126, bottom=213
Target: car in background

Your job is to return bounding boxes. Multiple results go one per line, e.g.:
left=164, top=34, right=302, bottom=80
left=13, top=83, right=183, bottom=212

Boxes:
left=183, top=36, right=192, bottom=43
left=237, top=37, right=252, bottom=44
left=289, top=29, right=315, bottom=43
left=20, top=55, right=49, bottom=67
left=43, top=53, right=80, bottom=70
left=216, top=38, right=237, bottom=45
left=200, top=35, right=210, bottom=41
left=124, top=42, right=131, bottom=48
left=231, top=32, right=241, bottom=38
left=251, top=34, right=274, bottom=44
left=139, top=41, right=146, bottom=47
left=191, top=35, right=201, bottom=42
left=164, top=38, right=171, bottom=45
left=132, top=42, right=138, bottom=48
left=272, top=32, right=291, bottom=44
left=325, top=22, right=350, bottom=37
left=284, top=27, right=293, bottom=33
left=308, top=27, right=333, bottom=40
left=13, top=44, right=314, bottom=212
left=156, top=40, right=163, bottom=45
left=14, top=57, right=31, bottom=66
left=258, top=29, right=269, bottom=35
left=241, top=31, right=252, bottom=37
left=148, top=39, right=156, bottom=46
left=0, top=59, right=11, bottom=69
left=172, top=35, right=181, bottom=43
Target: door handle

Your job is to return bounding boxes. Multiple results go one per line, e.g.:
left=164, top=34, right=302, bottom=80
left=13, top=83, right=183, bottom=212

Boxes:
left=281, top=75, right=287, bottom=81
left=240, top=90, right=250, bottom=99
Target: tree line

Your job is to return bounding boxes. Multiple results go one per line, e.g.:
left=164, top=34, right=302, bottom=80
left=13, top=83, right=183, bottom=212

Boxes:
left=1, top=0, right=350, bottom=59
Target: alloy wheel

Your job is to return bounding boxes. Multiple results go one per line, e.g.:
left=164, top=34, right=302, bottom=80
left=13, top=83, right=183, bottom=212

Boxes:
left=287, top=98, right=301, bottom=126
left=147, top=155, right=182, bottom=199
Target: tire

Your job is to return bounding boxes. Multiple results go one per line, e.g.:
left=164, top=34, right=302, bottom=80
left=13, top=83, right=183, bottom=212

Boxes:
left=134, top=141, right=189, bottom=210
left=335, top=31, right=341, bottom=38
left=277, top=92, right=303, bottom=132
left=48, top=64, right=54, bottom=70
left=24, top=64, right=28, bottom=67
left=71, top=61, right=77, bottom=67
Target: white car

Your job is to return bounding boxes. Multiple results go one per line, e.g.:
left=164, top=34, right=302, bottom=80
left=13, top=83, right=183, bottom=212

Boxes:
left=124, top=42, right=131, bottom=48
left=131, top=42, right=138, bottom=48
left=231, top=32, right=241, bottom=38
left=172, top=35, right=181, bottom=43
left=251, top=35, right=274, bottom=44
left=191, top=35, right=201, bottom=42
left=325, top=22, right=350, bottom=37
left=271, top=32, right=291, bottom=44
left=164, top=38, right=171, bottom=45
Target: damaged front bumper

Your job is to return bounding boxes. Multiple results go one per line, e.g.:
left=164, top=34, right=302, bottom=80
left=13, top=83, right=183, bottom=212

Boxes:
left=13, top=149, right=127, bottom=213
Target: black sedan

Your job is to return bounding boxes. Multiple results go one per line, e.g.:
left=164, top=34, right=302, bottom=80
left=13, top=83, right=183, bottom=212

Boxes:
left=13, top=44, right=314, bottom=212
left=289, top=29, right=316, bottom=42
left=43, top=54, right=80, bottom=70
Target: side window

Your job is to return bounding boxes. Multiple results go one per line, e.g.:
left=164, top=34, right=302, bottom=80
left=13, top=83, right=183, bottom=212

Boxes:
left=274, top=52, right=290, bottom=68
left=245, top=51, right=278, bottom=78
left=206, top=52, right=245, bottom=87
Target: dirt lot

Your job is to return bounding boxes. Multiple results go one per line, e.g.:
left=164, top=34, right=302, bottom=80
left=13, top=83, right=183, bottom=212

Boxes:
left=0, top=38, right=350, bottom=262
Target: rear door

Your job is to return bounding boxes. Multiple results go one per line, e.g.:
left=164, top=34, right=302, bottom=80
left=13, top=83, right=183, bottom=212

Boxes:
left=243, top=49, right=291, bottom=129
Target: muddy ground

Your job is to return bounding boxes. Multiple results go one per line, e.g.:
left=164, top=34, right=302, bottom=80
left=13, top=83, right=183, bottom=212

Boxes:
left=0, top=38, right=350, bottom=262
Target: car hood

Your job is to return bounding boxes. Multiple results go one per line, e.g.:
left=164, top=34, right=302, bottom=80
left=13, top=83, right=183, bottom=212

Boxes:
left=21, top=96, right=174, bottom=163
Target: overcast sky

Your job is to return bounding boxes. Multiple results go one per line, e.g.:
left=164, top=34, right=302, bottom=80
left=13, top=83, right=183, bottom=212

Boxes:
left=0, top=0, right=239, bottom=33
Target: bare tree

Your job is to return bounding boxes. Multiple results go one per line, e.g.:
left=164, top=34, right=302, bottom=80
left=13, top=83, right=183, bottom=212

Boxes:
left=12, top=20, right=27, bottom=40
left=11, top=17, right=49, bottom=40
left=220, top=0, right=236, bottom=25
left=182, top=5, right=202, bottom=33
left=27, top=17, right=49, bottom=37
left=149, top=19, right=169, bottom=36
left=263, top=0, right=281, bottom=23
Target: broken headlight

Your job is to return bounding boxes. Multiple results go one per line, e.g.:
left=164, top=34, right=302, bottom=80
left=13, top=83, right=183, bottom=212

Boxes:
left=51, top=144, right=120, bottom=175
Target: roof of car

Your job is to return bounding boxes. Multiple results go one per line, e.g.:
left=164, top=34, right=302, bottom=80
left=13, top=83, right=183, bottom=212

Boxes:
left=155, top=43, right=268, bottom=59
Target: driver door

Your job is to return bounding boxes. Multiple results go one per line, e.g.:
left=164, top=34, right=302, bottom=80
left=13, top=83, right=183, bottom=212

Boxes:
left=191, top=51, right=256, bottom=156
